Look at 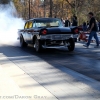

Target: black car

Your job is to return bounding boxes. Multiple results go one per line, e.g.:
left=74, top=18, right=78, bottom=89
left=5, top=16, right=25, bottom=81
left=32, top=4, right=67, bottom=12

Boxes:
left=18, top=18, right=79, bottom=52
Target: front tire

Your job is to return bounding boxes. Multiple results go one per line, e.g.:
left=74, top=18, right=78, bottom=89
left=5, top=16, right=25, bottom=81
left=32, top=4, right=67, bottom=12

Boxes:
left=20, top=35, right=27, bottom=47
left=34, top=38, right=42, bottom=52
left=68, top=38, right=75, bottom=51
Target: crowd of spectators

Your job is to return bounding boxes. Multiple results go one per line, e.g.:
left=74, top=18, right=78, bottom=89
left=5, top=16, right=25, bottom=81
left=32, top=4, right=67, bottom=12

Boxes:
left=61, top=14, right=100, bottom=32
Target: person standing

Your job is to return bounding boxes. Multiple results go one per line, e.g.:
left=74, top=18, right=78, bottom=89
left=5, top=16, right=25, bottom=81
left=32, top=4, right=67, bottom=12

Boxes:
left=87, top=21, right=89, bottom=29
left=82, top=22, right=87, bottom=31
left=83, top=12, right=99, bottom=48
left=72, top=14, right=78, bottom=26
left=65, top=17, right=70, bottom=27
left=60, top=18, right=65, bottom=27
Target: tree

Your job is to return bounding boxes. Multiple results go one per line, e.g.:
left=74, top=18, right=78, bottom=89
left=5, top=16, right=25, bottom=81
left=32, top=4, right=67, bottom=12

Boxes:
left=49, top=0, right=53, bottom=17
left=12, top=0, right=100, bottom=24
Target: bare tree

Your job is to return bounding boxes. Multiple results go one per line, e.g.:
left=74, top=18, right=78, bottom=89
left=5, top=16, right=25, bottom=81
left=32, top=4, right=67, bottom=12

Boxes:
left=49, top=0, right=53, bottom=17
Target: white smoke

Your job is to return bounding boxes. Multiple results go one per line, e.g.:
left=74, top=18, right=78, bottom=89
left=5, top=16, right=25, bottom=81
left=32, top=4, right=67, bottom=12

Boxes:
left=0, top=2, right=25, bottom=46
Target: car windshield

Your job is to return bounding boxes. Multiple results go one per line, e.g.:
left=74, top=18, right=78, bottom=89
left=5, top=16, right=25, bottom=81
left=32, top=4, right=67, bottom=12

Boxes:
left=34, top=18, right=63, bottom=28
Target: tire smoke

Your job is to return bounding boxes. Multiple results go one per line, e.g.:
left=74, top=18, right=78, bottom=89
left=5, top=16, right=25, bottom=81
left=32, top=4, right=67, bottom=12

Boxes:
left=0, top=2, right=24, bottom=46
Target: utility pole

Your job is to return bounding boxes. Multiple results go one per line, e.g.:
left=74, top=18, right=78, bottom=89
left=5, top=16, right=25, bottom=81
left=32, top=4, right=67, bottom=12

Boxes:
left=29, top=0, right=31, bottom=19
left=50, top=0, right=53, bottom=17
left=74, top=0, right=77, bottom=15
left=43, top=0, right=46, bottom=17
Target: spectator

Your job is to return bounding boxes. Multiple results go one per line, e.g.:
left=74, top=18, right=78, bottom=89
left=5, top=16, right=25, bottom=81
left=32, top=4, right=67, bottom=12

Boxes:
left=72, top=14, right=78, bottom=26
left=65, top=17, right=70, bottom=27
left=83, top=12, right=99, bottom=48
left=87, top=21, right=89, bottom=26
left=82, top=22, right=87, bottom=31
left=61, top=18, right=65, bottom=26
left=61, top=18, right=65, bottom=23
left=87, top=21, right=89, bottom=29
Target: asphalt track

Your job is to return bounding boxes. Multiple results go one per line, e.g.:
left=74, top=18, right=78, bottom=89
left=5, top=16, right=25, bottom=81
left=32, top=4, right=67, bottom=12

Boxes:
left=0, top=42, right=100, bottom=81
left=0, top=42, right=100, bottom=100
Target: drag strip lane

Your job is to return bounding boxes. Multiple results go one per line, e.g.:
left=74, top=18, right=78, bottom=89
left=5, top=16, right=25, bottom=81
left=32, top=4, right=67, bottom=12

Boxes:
left=0, top=43, right=100, bottom=99
left=0, top=43, right=100, bottom=100
left=0, top=43, right=100, bottom=82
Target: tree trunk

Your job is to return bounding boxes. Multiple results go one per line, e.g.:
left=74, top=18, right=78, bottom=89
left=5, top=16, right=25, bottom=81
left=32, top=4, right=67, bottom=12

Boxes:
left=50, top=0, right=53, bottom=17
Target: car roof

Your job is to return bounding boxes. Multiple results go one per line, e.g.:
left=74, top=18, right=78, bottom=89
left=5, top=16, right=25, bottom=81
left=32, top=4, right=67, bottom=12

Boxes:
left=26, top=18, right=61, bottom=22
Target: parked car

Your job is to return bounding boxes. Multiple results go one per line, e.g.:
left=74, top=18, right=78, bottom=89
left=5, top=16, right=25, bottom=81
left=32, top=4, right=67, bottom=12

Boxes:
left=18, top=18, right=79, bottom=52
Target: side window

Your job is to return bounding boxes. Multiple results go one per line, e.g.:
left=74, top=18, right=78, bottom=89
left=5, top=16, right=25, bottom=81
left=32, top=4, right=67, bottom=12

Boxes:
left=33, top=21, right=36, bottom=28
left=33, top=23, right=36, bottom=28
left=24, top=22, right=29, bottom=29
left=29, top=21, right=33, bottom=29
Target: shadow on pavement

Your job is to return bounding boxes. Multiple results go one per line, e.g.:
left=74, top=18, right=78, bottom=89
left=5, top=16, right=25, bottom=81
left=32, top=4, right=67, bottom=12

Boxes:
left=0, top=44, right=100, bottom=100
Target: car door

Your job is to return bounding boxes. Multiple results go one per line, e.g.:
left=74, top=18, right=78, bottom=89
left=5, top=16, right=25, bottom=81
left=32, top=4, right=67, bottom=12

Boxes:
left=23, top=22, right=29, bottom=41
left=26, top=21, right=33, bottom=41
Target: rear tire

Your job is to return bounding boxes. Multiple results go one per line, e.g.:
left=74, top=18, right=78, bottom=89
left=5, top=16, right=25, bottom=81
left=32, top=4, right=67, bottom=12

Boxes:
left=34, top=38, right=42, bottom=52
left=68, top=38, right=75, bottom=51
left=20, top=35, right=27, bottom=47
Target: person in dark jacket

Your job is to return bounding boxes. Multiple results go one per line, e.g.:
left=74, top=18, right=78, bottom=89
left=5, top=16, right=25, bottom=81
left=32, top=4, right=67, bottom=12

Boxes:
left=82, top=22, right=87, bottom=31
left=65, top=17, right=70, bottom=27
left=72, top=14, right=78, bottom=26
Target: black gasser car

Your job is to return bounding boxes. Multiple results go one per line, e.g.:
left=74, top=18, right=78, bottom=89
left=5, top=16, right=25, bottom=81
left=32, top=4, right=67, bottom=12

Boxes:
left=18, top=18, right=79, bottom=52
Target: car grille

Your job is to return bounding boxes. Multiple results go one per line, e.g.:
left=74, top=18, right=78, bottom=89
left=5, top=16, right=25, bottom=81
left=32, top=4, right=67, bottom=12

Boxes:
left=41, top=34, right=72, bottom=40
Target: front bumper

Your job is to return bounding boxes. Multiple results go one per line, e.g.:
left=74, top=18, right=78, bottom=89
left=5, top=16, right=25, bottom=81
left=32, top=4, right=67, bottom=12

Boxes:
left=42, top=43, right=70, bottom=49
left=40, top=34, right=78, bottom=42
left=40, top=34, right=73, bottom=40
left=39, top=34, right=74, bottom=49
